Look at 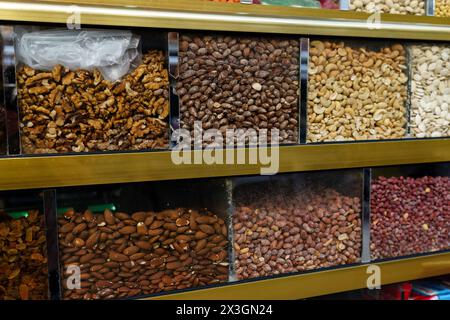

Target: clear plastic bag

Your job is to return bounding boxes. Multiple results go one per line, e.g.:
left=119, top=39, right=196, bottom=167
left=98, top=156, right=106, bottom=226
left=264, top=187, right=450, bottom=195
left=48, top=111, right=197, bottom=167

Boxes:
left=15, top=29, right=141, bottom=81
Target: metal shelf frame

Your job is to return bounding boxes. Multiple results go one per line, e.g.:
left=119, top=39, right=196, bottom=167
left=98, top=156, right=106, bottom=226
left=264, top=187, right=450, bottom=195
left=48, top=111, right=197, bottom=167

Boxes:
left=0, top=0, right=449, bottom=41
left=148, top=252, right=450, bottom=300
left=0, top=139, right=449, bottom=191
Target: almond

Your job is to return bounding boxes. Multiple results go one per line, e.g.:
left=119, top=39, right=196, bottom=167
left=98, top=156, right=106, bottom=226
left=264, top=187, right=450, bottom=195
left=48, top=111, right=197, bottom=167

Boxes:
left=194, top=231, right=208, bottom=240
left=135, top=241, right=152, bottom=250
left=150, top=271, right=164, bottom=280
left=147, top=228, right=163, bottom=236
left=130, top=252, right=145, bottom=260
left=104, top=209, right=115, bottom=225
left=149, top=220, right=164, bottom=230
left=166, top=261, right=182, bottom=270
left=119, top=226, right=136, bottom=235
left=90, top=258, right=106, bottom=264
left=109, top=251, right=129, bottom=262
left=83, top=210, right=95, bottom=223
left=144, top=214, right=155, bottom=226
left=149, top=257, right=165, bottom=268
left=80, top=253, right=96, bottom=264
left=123, top=246, right=139, bottom=256
left=59, top=222, right=75, bottom=233
left=85, top=231, right=100, bottom=249
left=115, top=212, right=131, bottom=220
left=195, top=239, right=207, bottom=251
left=163, top=223, right=177, bottom=231
left=199, top=224, right=215, bottom=235
left=73, top=238, right=85, bottom=248
left=72, top=222, right=87, bottom=235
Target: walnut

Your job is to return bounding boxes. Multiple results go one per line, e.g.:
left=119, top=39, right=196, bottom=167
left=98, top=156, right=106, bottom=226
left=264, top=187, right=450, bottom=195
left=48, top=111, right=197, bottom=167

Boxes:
left=17, top=50, right=169, bottom=153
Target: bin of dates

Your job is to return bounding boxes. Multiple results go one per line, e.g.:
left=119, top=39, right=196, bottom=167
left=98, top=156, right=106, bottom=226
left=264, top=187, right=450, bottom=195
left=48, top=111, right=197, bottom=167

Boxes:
left=57, top=180, right=230, bottom=299
left=370, top=163, right=450, bottom=260
left=232, top=171, right=363, bottom=280
left=177, top=33, right=300, bottom=145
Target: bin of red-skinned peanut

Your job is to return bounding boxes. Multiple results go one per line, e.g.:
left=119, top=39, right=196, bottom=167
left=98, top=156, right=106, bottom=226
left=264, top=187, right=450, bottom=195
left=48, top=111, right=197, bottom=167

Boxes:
left=0, top=211, right=49, bottom=300
left=58, top=208, right=229, bottom=299
left=233, top=189, right=362, bottom=280
left=307, top=40, right=408, bottom=142
left=371, top=176, right=450, bottom=260
left=349, top=0, right=426, bottom=15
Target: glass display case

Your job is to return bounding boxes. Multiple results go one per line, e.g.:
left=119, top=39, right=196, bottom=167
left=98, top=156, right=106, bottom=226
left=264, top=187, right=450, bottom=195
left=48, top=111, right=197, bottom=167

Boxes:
left=409, top=44, right=450, bottom=139
left=176, top=33, right=300, bottom=146
left=231, top=170, right=363, bottom=280
left=306, top=38, right=408, bottom=143
left=13, top=27, right=170, bottom=154
left=0, top=190, right=48, bottom=300
left=55, top=179, right=230, bottom=300
left=370, top=163, right=450, bottom=260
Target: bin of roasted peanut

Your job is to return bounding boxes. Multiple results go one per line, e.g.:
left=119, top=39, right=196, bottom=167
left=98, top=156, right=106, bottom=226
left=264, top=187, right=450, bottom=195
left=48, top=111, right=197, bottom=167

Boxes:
left=232, top=171, right=362, bottom=280
left=0, top=210, right=49, bottom=300
left=410, top=44, right=450, bottom=138
left=177, top=34, right=300, bottom=145
left=435, top=0, right=450, bottom=17
left=307, top=40, right=408, bottom=143
left=349, top=0, right=427, bottom=15
left=16, top=29, right=169, bottom=154
left=371, top=164, right=450, bottom=260
left=58, top=208, right=229, bottom=299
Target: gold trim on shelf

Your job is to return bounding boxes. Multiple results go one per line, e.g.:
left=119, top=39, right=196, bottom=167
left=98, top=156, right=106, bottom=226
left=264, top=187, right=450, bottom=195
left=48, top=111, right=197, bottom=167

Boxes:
left=0, top=139, right=449, bottom=191
left=147, top=252, right=450, bottom=300
left=0, top=0, right=449, bottom=40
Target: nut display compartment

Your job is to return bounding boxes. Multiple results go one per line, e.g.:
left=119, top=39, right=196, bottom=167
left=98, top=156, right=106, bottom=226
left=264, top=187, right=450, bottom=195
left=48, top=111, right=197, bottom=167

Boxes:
left=176, top=32, right=300, bottom=147
left=435, top=0, right=450, bottom=17
left=409, top=43, right=450, bottom=139
left=231, top=170, right=363, bottom=281
left=306, top=38, right=409, bottom=143
left=370, top=162, right=450, bottom=261
left=346, top=0, right=430, bottom=15
left=0, top=190, right=49, bottom=300
left=13, top=26, right=170, bottom=155
left=55, top=178, right=230, bottom=300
